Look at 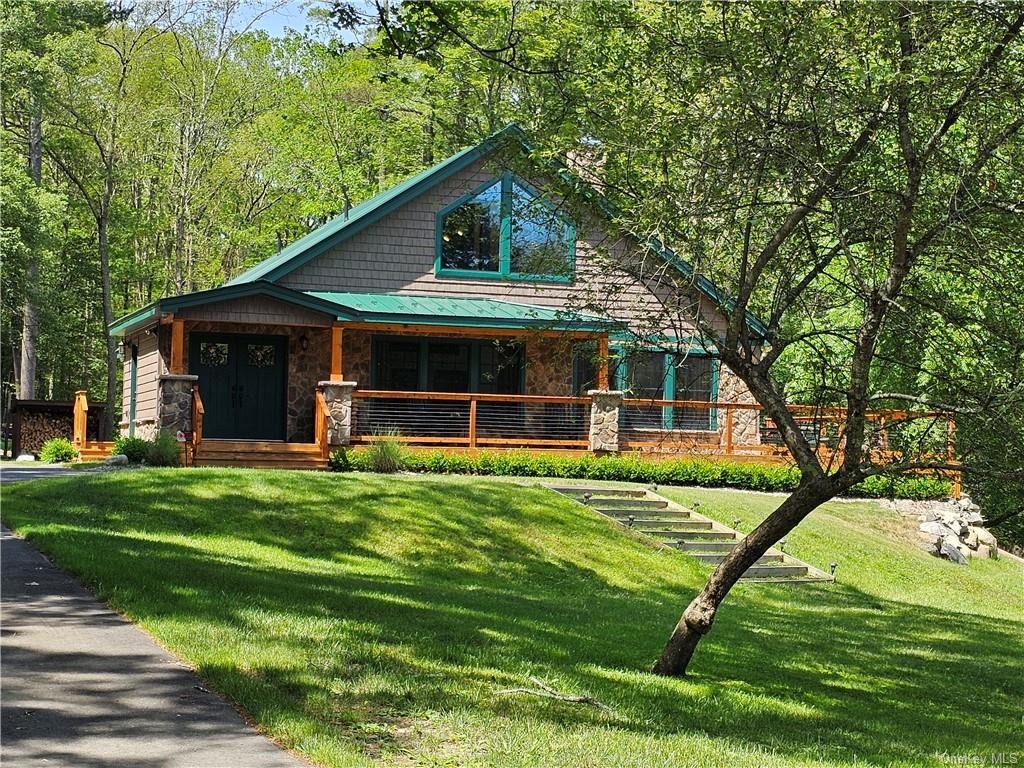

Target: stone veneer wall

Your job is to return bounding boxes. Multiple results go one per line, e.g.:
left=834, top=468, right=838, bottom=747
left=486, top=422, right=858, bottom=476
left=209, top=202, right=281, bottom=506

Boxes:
left=717, top=364, right=759, bottom=447
left=524, top=338, right=576, bottom=396
left=181, top=321, right=331, bottom=443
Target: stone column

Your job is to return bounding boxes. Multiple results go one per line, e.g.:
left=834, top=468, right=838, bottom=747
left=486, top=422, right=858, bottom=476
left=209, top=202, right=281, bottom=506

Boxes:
left=158, top=374, right=198, bottom=436
left=319, top=381, right=358, bottom=446
left=588, top=390, right=622, bottom=453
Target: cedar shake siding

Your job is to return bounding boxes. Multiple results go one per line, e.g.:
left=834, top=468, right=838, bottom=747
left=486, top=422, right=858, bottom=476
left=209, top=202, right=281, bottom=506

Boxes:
left=277, top=156, right=727, bottom=338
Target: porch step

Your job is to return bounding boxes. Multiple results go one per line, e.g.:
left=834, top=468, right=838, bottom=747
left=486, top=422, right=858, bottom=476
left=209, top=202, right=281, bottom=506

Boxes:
left=193, top=440, right=326, bottom=469
left=544, top=484, right=831, bottom=583
left=78, top=441, right=115, bottom=460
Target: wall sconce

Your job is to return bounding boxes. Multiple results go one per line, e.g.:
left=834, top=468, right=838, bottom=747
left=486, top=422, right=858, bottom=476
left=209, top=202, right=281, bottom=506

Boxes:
left=299, top=335, right=309, bottom=351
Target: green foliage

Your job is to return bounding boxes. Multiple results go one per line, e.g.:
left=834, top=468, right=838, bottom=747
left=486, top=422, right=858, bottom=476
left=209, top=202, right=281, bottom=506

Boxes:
left=145, top=431, right=180, bottom=467
left=327, top=446, right=351, bottom=472
left=363, top=429, right=406, bottom=473
left=334, top=449, right=950, bottom=500
left=38, top=437, right=78, bottom=463
left=111, top=435, right=149, bottom=463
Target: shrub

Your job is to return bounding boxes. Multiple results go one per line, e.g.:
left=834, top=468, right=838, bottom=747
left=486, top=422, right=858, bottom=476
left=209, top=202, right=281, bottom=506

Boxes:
left=335, top=447, right=952, bottom=500
left=39, top=437, right=78, bottom=464
left=328, top=447, right=352, bottom=471
left=112, top=435, right=150, bottom=464
left=365, top=429, right=406, bottom=473
left=146, top=431, right=181, bottom=467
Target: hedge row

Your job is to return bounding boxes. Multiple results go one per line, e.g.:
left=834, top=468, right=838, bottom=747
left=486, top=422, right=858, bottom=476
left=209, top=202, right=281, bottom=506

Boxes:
left=330, top=448, right=952, bottom=500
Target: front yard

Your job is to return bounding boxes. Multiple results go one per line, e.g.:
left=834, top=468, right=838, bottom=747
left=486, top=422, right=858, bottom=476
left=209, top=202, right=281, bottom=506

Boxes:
left=2, top=469, right=1021, bottom=767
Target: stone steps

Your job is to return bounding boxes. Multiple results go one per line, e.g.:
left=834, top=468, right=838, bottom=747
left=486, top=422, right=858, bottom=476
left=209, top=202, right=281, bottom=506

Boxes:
left=544, top=483, right=831, bottom=583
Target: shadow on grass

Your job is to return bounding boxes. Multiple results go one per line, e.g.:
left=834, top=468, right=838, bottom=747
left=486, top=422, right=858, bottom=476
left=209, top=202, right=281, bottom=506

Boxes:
left=3, top=469, right=1021, bottom=765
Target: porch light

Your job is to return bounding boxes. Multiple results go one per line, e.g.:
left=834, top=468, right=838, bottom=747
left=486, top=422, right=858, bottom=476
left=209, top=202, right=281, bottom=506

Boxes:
left=299, top=335, right=309, bottom=351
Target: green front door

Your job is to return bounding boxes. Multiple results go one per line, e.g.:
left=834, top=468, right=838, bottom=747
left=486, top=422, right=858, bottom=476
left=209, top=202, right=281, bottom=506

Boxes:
left=190, top=333, right=287, bottom=440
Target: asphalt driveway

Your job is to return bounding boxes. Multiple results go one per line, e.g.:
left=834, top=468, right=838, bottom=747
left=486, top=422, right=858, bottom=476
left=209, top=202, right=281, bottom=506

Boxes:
left=0, top=525, right=308, bottom=767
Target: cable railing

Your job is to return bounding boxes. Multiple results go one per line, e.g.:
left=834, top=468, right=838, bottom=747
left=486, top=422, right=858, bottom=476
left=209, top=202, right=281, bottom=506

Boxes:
left=350, top=390, right=592, bottom=448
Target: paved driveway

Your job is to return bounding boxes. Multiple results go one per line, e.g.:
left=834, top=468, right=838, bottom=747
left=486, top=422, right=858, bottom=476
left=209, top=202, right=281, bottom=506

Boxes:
left=1, top=526, right=309, bottom=767
left=0, top=463, right=85, bottom=483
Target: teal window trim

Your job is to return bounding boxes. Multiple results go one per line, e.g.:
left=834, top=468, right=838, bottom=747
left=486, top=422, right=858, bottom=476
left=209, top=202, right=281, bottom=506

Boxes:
left=371, top=334, right=526, bottom=394
left=128, top=342, right=138, bottom=437
left=435, top=171, right=576, bottom=284
left=614, top=345, right=719, bottom=432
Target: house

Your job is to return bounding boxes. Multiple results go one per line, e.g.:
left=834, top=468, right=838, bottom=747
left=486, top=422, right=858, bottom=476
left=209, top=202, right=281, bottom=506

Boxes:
left=108, top=125, right=765, bottom=466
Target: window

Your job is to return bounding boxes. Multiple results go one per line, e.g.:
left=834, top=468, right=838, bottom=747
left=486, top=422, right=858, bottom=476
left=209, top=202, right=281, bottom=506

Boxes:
left=438, top=172, right=574, bottom=281
left=615, top=349, right=718, bottom=431
left=373, top=337, right=524, bottom=394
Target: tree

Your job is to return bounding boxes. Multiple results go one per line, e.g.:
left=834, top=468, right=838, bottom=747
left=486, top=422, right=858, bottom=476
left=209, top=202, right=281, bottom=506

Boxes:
left=368, top=0, right=1024, bottom=676
left=0, top=0, right=108, bottom=399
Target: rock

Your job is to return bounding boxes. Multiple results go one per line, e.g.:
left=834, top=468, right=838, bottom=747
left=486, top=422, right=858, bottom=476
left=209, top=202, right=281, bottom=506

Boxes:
left=920, top=520, right=954, bottom=538
left=105, top=454, right=129, bottom=466
left=963, top=510, right=984, bottom=525
left=939, top=539, right=968, bottom=565
left=975, top=528, right=998, bottom=547
left=974, top=544, right=992, bottom=560
left=964, top=529, right=980, bottom=549
left=15, top=454, right=36, bottom=462
left=958, top=495, right=981, bottom=513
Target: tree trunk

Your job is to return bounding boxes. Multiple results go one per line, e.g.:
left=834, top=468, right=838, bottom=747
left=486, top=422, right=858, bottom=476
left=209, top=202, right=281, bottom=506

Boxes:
left=652, top=478, right=838, bottom=677
left=19, top=105, right=43, bottom=400
left=97, top=211, right=117, bottom=440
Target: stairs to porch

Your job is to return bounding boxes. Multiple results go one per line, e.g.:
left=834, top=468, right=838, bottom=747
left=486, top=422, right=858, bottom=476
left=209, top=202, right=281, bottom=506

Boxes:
left=192, top=440, right=327, bottom=470
left=545, top=485, right=832, bottom=582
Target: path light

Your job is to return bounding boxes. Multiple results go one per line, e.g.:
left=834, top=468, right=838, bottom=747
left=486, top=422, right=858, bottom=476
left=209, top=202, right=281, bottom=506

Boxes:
left=692, top=500, right=701, bottom=509
left=779, top=537, right=788, bottom=552
left=583, top=492, right=592, bottom=504
left=649, top=483, right=658, bottom=492
left=732, top=517, right=741, bottom=530
left=627, top=515, right=635, bottom=527
left=830, top=561, right=838, bottom=577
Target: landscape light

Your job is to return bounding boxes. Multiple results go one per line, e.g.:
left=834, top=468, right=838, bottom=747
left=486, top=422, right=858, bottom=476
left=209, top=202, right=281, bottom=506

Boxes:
left=732, top=517, right=741, bottom=530
left=627, top=515, right=635, bottom=527
left=830, top=561, right=838, bottom=576
left=779, top=537, right=787, bottom=552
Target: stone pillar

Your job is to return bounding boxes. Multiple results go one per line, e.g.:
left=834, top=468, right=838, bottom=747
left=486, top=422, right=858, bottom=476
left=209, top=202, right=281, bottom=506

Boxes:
left=158, top=374, right=198, bottom=436
left=319, top=381, right=357, bottom=446
left=588, top=390, right=622, bottom=453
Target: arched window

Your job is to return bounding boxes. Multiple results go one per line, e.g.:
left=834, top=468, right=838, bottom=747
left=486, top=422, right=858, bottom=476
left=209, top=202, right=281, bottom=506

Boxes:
left=437, top=172, right=575, bottom=281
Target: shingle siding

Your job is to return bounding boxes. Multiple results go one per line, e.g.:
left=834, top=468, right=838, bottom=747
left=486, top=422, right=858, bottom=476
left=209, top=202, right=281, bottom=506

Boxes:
left=278, top=156, right=727, bottom=336
left=176, top=295, right=333, bottom=327
left=120, top=330, right=163, bottom=436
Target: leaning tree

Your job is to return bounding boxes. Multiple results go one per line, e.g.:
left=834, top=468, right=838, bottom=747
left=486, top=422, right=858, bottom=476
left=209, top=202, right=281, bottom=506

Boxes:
left=362, top=0, right=1024, bottom=676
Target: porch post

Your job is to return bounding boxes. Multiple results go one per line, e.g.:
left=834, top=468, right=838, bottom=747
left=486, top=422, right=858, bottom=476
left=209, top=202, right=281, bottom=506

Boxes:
left=319, top=380, right=357, bottom=446
left=331, top=323, right=344, bottom=382
left=597, top=335, right=610, bottom=390
left=169, top=318, right=185, bottom=374
left=588, top=389, right=622, bottom=453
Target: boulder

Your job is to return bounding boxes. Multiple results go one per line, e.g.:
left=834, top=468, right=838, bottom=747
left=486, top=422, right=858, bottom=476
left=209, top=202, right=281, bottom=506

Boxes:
left=975, top=528, right=998, bottom=548
left=963, top=510, right=984, bottom=525
left=974, top=544, right=992, bottom=560
left=964, top=529, right=980, bottom=549
left=15, top=454, right=36, bottom=462
left=105, top=454, right=129, bottom=466
left=939, top=539, right=968, bottom=565
left=920, top=520, right=953, bottom=537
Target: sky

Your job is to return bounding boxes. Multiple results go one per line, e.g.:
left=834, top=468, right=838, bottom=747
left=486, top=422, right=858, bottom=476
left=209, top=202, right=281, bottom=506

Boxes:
left=232, top=0, right=322, bottom=37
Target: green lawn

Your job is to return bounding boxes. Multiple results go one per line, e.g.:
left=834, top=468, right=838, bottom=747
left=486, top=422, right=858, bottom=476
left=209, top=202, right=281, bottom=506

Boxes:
left=3, top=470, right=1021, bottom=768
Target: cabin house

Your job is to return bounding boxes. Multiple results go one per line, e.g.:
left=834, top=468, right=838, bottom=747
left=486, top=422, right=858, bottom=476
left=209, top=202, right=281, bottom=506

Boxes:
left=108, top=125, right=765, bottom=467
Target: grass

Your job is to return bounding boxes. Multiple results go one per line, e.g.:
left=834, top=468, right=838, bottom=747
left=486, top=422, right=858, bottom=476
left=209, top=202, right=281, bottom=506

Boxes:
left=2, top=469, right=1021, bottom=768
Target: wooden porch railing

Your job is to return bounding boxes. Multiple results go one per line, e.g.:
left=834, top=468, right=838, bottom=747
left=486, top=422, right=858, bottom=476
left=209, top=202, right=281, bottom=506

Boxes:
left=314, top=387, right=330, bottom=460
left=72, top=390, right=88, bottom=449
left=350, top=390, right=592, bottom=449
left=191, top=383, right=205, bottom=461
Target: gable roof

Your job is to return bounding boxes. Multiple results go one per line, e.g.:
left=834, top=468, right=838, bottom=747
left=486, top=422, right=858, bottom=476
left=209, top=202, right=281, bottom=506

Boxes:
left=226, top=123, right=768, bottom=337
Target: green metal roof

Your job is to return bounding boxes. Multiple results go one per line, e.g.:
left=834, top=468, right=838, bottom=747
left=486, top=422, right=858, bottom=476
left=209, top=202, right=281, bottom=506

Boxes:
left=109, top=281, right=615, bottom=335
left=310, top=291, right=614, bottom=331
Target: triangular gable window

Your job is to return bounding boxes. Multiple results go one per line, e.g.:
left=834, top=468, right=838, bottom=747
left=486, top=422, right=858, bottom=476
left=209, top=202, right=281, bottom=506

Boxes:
left=436, top=171, right=575, bottom=282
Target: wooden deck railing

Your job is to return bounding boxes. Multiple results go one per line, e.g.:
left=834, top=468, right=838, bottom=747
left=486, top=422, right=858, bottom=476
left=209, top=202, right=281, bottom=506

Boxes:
left=191, top=383, right=205, bottom=458
left=350, top=389, right=592, bottom=449
left=314, top=388, right=330, bottom=460
left=72, top=390, right=88, bottom=449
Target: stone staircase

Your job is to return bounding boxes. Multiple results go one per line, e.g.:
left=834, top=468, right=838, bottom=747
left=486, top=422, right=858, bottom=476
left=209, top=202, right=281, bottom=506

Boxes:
left=545, top=485, right=832, bottom=582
